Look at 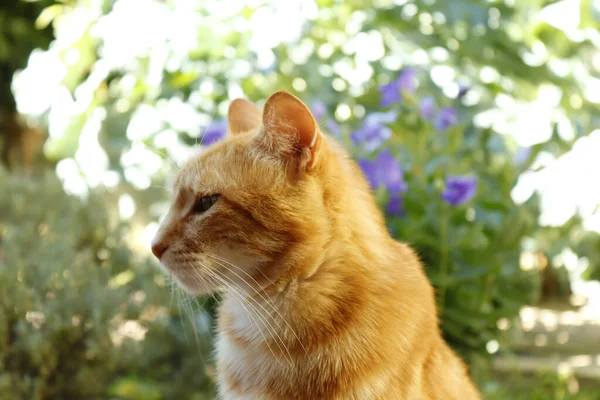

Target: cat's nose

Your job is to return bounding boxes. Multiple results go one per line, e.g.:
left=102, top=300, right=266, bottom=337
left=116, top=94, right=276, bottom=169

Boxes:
left=151, top=238, right=169, bottom=260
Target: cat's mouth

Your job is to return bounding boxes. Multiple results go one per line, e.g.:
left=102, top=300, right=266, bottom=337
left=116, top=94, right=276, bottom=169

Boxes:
left=160, top=254, right=222, bottom=295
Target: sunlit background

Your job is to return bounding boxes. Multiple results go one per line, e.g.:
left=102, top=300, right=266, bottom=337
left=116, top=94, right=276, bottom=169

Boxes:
left=2, top=0, right=600, bottom=398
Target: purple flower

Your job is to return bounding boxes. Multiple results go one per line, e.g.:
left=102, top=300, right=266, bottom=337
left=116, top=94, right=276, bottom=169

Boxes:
left=360, top=151, right=408, bottom=216
left=515, top=147, right=531, bottom=165
left=374, top=151, right=408, bottom=194
left=441, top=175, right=477, bottom=206
left=386, top=194, right=405, bottom=216
left=202, top=119, right=228, bottom=145
left=358, top=158, right=377, bottom=188
left=397, top=68, right=417, bottom=92
left=379, top=68, right=417, bottom=107
left=311, top=100, right=327, bottom=121
left=419, top=97, right=436, bottom=120
left=358, top=150, right=408, bottom=195
left=379, top=81, right=401, bottom=107
left=434, top=107, right=457, bottom=131
left=351, top=111, right=397, bottom=152
left=325, top=119, right=341, bottom=137
left=458, top=84, right=469, bottom=98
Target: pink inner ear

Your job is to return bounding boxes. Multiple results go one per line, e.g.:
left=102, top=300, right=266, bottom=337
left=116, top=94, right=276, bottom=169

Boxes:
left=263, top=91, right=318, bottom=150
left=228, top=98, right=262, bottom=135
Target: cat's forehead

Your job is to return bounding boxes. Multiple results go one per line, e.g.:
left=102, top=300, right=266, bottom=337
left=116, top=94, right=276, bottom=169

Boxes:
left=174, top=155, right=203, bottom=188
left=174, top=155, right=218, bottom=192
left=172, top=138, right=247, bottom=194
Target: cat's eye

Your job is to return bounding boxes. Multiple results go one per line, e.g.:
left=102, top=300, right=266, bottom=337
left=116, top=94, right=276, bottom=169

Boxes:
left=193, top=194, right=220, bottom=214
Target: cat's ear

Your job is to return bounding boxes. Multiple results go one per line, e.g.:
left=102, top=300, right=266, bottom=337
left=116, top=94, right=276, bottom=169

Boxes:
left=228, top=98, right=262, bottom=135
left=260, top=90, right=322, bottom=169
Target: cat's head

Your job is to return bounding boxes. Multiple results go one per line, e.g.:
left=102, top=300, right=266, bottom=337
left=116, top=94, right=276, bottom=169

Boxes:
left=151, top=91, right=340, bottom=295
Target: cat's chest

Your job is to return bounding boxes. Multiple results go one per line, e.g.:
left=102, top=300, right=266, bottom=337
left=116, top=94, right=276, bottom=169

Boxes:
left=215, top=330, right=288, bottom=400
left=215, top=302, right=292, bottom=399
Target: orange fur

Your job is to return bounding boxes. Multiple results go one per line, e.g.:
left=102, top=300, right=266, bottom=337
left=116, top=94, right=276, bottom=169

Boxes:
left=151, top=91, right=481, bottom=399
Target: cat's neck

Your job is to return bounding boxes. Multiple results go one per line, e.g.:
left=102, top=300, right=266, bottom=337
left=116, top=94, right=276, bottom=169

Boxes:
left=218, top=223, right=393, bottom=358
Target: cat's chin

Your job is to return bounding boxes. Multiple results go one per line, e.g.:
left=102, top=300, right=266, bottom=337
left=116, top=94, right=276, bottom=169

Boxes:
left=170, top=271, right=219, bottom=295
left=160, top=262, right=219, bottom=295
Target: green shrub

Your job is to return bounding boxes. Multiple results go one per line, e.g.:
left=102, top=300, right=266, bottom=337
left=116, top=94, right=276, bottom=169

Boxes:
left=0, top=169, right=216, bottom=399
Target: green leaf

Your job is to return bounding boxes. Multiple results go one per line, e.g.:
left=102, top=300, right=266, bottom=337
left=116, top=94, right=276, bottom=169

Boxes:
left=451, top=264, right=495, bottom=282
left=580, top=0, right=600, bottom=29
left=108, top=377, right=162, bottom=400
left=424, top=155, right=450, bottom=176
left=444, top=307, right=491, bottom=330
left=170, top=72, right=198, bottom=89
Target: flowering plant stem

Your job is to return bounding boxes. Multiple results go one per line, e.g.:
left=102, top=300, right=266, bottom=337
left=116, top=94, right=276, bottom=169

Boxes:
left=438, top=204, right=450, bottom=313
left=479, top=272, right=494, bottom=311
left=416, top=126, right=428, bottom=178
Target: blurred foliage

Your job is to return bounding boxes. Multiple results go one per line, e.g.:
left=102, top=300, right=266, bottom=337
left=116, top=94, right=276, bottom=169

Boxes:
left=10, top=0, right=600, bottom=170
left=0, top=0, right=55, bottom=167
left=533, top=214, right=600, bottom=282
left=473, top=360, right=600, bottom=400
left=0, top=168, right=217, bottom=399
left=2, top=0, right=600, bottom=398
left=0, top=0, right=54, bottom=109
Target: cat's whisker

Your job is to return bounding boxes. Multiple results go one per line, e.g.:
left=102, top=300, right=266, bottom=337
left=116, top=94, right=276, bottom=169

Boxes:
left=206, top=268, right=293, bottom=367
left=205, top=254, right=309, bottom=357
left=200, top=266, right=291, bottom=368
left=146, top=145, right=180, bottom=171
left=180, top=277, right=201, bottom=346
left=175, top=287, right=191, bottom=343
left=169, top=276, right=176, bottom=310
left=194, top=260, right=294, bottom=367
left=197, top=109, right=219, bottom=148
left=206, top=253, right=281, bottom=291
left=187, top=273, right=222, bottom=364
left=175, top=265, right=212, bottom=348
left=191, top=110, right=220, bottom=187
left=205, top=257, right=287, bottom=331
left=204, top=254, right=277, bottom=302
left=202, top=259, right=296, bottom=367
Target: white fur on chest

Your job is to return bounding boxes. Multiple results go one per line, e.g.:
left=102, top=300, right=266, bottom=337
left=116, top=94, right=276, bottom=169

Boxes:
left=216, top=299, right=286, bottom=399
left=216, top=333, right=273, bottom=399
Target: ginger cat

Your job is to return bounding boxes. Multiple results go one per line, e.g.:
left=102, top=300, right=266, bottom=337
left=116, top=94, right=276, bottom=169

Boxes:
left=151, top=91, right=481, bottom=400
